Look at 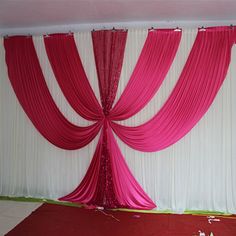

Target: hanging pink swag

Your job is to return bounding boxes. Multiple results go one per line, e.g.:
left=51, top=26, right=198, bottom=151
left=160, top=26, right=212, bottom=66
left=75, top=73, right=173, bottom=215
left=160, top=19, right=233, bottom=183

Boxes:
left=4, top=26, right=235, bottom=209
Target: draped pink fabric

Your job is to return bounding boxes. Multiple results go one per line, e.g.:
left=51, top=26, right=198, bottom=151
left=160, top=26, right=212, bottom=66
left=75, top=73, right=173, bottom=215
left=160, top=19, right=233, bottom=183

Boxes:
left=5, top=27, right=232, bottom=210
left=110, top=29, right=181, bottom=120
left=44, top=34, right=103, bottom=121
left=57, top=30, right=155, bottom=208
left=4, top=36, right=102, bottom=150
left=57, top=127, right=105, bottom=204
left=57, top=30, right=172, bottom=209
left=56, top=29, right=181, bottom=209
left=90, top=30, right=128, bottom=207
left=107, top=124, right=156, bottom=209
left=111, top=27, right=235, bottom=152
left=92, top=30, right=128, bottom=112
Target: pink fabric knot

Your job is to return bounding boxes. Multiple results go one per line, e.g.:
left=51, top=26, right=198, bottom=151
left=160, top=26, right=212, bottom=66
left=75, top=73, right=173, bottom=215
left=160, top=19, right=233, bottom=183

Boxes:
left=103, top=109, right=109, bottom=117
left=103, top=109, right=111, bottom=123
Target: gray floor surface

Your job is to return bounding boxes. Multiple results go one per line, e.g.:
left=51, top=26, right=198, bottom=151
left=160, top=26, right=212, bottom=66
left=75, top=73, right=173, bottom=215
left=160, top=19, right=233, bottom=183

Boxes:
left=0, top=200, right=42, bottom=236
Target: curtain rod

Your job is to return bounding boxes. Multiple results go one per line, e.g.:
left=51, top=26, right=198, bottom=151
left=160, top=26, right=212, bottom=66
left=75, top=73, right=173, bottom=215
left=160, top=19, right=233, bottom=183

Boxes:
left=2, top=24, right=235, bottom=38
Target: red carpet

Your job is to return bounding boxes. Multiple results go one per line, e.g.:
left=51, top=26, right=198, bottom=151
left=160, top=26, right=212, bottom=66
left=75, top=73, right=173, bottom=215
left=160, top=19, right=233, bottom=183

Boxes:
left=6, top=204, right=236, bottom=236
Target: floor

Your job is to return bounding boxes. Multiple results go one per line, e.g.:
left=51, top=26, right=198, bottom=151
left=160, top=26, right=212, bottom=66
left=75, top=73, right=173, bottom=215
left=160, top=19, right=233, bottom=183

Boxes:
left=5, top=203, right=236, bottom=236
left=0, top=200, right=42, bottom=236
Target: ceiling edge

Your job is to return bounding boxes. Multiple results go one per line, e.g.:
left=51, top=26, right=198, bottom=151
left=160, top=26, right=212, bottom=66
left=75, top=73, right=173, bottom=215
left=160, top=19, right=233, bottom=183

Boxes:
left=1, top=20, right=236, bottom=36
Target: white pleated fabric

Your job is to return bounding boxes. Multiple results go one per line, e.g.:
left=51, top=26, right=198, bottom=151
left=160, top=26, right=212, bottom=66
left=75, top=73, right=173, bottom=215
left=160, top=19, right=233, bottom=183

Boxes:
left=0, top=28, right=235, bottom=213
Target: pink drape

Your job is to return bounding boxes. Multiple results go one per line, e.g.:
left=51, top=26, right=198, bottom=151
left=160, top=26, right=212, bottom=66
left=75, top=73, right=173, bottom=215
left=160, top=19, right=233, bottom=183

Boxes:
left=57, top=29, right=181, bottom=209
left=92, top=30, right=128, bottom=112
left=110, top=29, right=181, bottom=120
left=111, top=27, right=235, bottom=152
left=90, top=30, right=128, bottom=207
left=4, top=36, right=102, bottom=150
left=107, top=124, right=156, bottom=209
left=57, top=30, right=156, bottom=208
left=44, top=30, right=130, bottom=207
left=5, top=27, right=231, bottom=210
left=44, top=34, right=103, bottom=121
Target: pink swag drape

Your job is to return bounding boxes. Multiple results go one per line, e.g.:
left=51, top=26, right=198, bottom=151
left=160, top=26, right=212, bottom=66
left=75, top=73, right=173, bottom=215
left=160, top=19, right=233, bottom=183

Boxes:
left=4, top=26, right=234, bottom=209
left=4, top=36, right=102, bottom=150
left=44, top=29, right=181, bottom=208
left=43, top=33, right=103, bottom=121
left=111, top=27, right=235, bottom=151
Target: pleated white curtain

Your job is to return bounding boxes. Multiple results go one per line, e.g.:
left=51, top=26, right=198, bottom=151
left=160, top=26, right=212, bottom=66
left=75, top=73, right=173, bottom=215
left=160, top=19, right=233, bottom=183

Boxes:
left=0, top=28, right=235, bottom=213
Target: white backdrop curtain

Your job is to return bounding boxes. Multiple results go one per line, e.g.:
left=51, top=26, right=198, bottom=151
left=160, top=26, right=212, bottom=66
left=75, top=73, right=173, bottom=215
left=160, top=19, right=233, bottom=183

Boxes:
left=0, top=28, right=235, bottom=213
